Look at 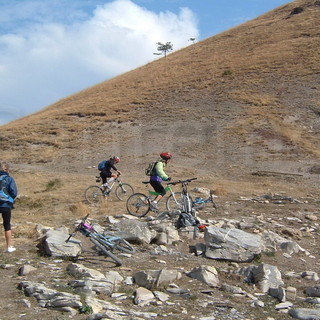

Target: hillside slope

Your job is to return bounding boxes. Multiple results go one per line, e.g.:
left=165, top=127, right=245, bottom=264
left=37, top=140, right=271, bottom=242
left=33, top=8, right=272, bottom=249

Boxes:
left=0, top=0, right=319, bottom=193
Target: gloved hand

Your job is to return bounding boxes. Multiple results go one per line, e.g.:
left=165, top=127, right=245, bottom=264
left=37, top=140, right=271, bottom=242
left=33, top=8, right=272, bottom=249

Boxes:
left=166, top=177, right=171, bottom=181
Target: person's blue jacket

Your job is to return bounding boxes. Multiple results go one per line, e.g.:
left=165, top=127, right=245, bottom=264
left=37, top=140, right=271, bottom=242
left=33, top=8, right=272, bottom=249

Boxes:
left=0, top=171, right=17, bottom=208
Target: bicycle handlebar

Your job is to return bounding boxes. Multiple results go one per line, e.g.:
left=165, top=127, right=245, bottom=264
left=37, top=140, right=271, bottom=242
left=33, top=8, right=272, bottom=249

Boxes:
left=66, top=214, right=91, bottom=242
left=167, top=178, right=197, bottom=186
left=142, top=177, right=197, bottom=186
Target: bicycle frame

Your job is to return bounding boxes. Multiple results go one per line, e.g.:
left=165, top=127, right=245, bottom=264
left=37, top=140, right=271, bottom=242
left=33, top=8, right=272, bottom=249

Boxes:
left=148, top=184, right=178, bottom=200
left=168, top=178, right=197, bottom=215
left=70, top=218, right=120, bottom=245
left=97, top=177, right=118, bottom=193
left=66, top=214, right=135, bottom=266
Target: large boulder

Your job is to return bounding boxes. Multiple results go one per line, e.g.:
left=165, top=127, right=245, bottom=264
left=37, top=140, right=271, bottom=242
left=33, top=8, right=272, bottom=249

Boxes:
left=112, top=220, right=156, bottom=244
left=204, top=226, right=262, bottom=262
left=38, top=228, right=82, bottom=257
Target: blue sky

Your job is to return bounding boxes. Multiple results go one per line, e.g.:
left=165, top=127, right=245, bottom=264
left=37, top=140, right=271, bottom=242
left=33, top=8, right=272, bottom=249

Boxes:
left=0, top=0, right=290, bottom=125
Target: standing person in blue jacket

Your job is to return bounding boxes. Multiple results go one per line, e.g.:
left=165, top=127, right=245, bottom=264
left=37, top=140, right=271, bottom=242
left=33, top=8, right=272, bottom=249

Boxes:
left=149, top=152, right=172, bottom=210
left=0, top=161, right=18, bottom=253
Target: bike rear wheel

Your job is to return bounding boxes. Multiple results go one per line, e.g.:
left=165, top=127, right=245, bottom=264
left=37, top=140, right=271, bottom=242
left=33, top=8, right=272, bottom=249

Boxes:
left=115, top=183, right=134, bottom=201
left=90, top=237, right=123, bottom=266
left=85, top=186, right=104, bottom=204
left=192, top=197, right=206, bottom=210
left=126, top=193, right=151, bottom=217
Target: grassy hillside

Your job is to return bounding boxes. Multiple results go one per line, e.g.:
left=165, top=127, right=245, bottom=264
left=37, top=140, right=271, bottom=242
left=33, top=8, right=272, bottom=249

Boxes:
left=0, top=0, right=319, bottom=191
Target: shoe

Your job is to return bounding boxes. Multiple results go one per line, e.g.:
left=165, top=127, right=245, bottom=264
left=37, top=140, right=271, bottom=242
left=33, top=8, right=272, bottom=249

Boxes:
left=150, top=201, right=159, bottom=210
left=6, top=246, right=16, bottom=253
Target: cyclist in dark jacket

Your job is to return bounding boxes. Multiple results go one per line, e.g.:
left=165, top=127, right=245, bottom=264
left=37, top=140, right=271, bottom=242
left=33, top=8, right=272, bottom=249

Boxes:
left=0, top=161, right=18, bottom=253
left=100, top=156, right=121, bottom=191
left=150, top=152, right=172, bottom=210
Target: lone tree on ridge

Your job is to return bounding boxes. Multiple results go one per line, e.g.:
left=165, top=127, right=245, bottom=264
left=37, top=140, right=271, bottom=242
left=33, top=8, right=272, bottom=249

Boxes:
left=154, top=42, right=173, bottom=57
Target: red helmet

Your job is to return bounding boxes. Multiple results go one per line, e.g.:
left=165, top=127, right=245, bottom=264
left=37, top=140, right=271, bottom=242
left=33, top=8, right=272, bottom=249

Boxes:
left=113, top=156, right=120, bottom=163
left=160, top=152, right=172, bottom=160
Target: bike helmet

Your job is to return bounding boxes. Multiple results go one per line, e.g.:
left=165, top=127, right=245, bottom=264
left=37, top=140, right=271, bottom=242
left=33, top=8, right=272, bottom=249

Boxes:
left=113, top=156, right=120, bottom=163
left=160, top=152, right=172, bottom=160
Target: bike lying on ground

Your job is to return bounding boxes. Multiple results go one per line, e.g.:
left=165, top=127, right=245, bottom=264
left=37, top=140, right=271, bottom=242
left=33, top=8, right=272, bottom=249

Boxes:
left=192, top=194, right=217, bottom=210
left=84, top=174, right=134, bottom=204
left=65, top=214, right=135, bottom=266
left=126, top=178, right=216, bottom=218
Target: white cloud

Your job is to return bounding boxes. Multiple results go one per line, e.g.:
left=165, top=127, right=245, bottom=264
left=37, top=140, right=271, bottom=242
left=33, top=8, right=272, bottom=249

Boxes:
left=0, top=0, right=198, bottom=124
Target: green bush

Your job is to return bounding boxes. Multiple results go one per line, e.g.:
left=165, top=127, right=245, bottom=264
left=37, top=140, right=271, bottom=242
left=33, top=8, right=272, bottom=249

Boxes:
left=222, top=69, right=233, bottom=76
left=45, top=178, right=62, bottom=191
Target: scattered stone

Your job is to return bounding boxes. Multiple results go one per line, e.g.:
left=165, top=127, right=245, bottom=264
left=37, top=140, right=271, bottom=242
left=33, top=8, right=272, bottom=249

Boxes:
left=186, top=265, right=219, bottom=287
left=252, top=264, right=284, bottom=293
left=305, top=213, right=318, bottom=221
left=251, top=299, right=265, bottom=307
left=286, top=287, right=297, bottom=301
left=18, top=265, right=37, bottom=276
left=269, top=287, right=286, bottom=302
left=301, top=271, right=319, bottom=281
left=221, top=284, right=245, bottom=295
left=66, top=263, right=105, bottom=279
left=289, top=308, right=320, bottom=320
left=133, top=269, right=181, bottom=289
left=305, top=286, right=320, bottom=297
left=275, top=301, right=293, bottom=310
left=134, top=287, right=155, bottom=306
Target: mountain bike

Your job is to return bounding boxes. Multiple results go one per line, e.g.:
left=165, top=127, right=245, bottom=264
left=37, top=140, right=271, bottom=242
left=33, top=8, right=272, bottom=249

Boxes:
left=66, top=214, right=135, bottom=266
left=166, top=180, right=217, bottom=212
left=84, top=174, right=134, bottom=204
left=126, top=181, right=183, bottom=217
left=126, top=178, right=206, bottom=217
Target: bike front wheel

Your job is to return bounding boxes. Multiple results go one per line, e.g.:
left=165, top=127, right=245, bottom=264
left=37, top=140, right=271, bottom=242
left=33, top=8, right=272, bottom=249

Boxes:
left=90, top=237, right=123, bottom=266
left=114, top=238, right=136, bottom=254
left=166, top=192, right=194, bottom=212
left=115, top=183, right=134, bottom=201
left=166, top=192, right=183, bottom=211
left=84, top=186, right=104, bottom=204
left=126, top=193, right=151, bottom=217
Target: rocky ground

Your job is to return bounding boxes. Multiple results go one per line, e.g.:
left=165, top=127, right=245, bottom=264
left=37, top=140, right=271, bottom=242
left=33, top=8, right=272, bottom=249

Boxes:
left=1, top=168, right=320, bottom=320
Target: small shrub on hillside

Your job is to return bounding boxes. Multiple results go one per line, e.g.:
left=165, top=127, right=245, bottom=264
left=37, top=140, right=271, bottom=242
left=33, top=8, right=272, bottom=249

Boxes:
left=45, top=178, right=62, bottom=191
left=253, top=253, right=262, bottom=264
left=69, top=202, right=89, bottom=216
left=16, top=196, right=44, bottom=209
left=79, top=304, right=93, bottom=314
left=264, top=251, right=276, bottom=257
left=222, top=69, right=233, bottom=76
left=212, top=187, right=227, bottom=196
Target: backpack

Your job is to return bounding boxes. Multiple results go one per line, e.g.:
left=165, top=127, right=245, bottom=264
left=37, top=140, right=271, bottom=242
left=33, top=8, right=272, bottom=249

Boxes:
left=0, top=175, right=14, bottom=204
left=176, top=212, right=199, bottom=229
left=145, top=161, right=157, bottom=176
left=98, top=160, right=107, bottom=171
